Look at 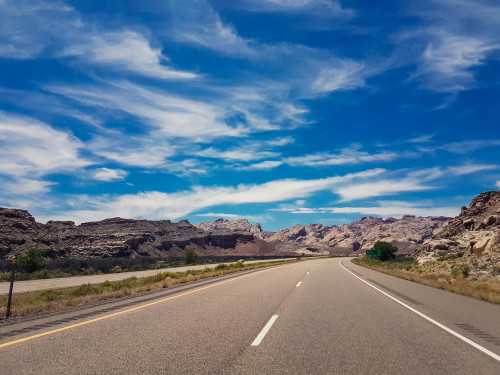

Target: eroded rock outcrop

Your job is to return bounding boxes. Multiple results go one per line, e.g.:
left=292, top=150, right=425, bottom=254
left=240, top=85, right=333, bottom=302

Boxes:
left=269, top=215, right=450, bottom=253
left=418, top=191, right=500, bottom=257
left=195, top=218, right=265, bottom=239
left=0, top=209, right=268, bottom=259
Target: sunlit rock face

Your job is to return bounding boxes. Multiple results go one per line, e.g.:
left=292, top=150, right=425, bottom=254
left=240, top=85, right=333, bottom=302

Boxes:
left=268, top=215, right=450, bottom=253
left=418, top=191, right=500, bottom=257
left=0, top=211, right=265, bottom=259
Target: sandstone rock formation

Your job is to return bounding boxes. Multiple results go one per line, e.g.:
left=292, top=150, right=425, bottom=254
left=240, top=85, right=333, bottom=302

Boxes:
left=195, top=218, right=265, bottom=239
left=268, top=215, right=450, bottom=253
left=418, top=191, right=500, bottom=257
left=0, top=208, right=280, bottom=259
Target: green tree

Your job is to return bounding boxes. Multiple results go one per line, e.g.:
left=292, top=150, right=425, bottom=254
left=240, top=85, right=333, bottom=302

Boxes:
left=185, top=249, right=198, bottom=264
left=18, top=248, right=47, bottom=273
left=373, top=241, right=398, bottom=261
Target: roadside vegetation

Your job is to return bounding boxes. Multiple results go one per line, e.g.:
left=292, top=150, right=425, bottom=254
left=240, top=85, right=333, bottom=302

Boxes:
left=0, top=248, right=291, bottom=282
left=352, top=253, right=500, bottom=304
left=0, top=259, right=298, bottom=318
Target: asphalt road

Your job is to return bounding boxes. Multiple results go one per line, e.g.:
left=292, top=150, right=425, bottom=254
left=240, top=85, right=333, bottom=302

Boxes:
left=0, top=258, right=294, bottom=295
left=0, top=258, right=499, bottom=374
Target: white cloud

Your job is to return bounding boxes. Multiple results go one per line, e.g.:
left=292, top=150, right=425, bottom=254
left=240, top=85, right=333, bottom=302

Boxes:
left=0, top=177, right=55, bottom=195
left=496, top=181, right=500, bottom=190
left=418, top=32, right=499, bottom=92
left=237, top=0, right=354, bottom=18
left=196, top=148, right=280, bottom=162
left=407, top=134, right=434, bottom=143
left=275, top=199, right=459, bottom=218
left=46, top=81, right=246, bottom=139
left=243, top=160, right=285, bottom=170
left=61, top=31, right=196, bottom=80
left=309, top=61, right=366, bottom=94
left=285, top=147, right=403, bottom=167
left=44, top=169, right=385, bottom=223
left=0, top=112, right=90, bottom=178
left=174, top=3, right=255, bottom=57
left=335, top=180, right=434, bottom=202
left=403, top=0, right=500, bottom=93
left=244, top=146, right=418, bottom=170
left=445, top=164, right=498, bottom=176
left=91, top=168, right=128, bottom=182
left=0, top=2, right=194, bottom=80
left=434, top=140, right=500, bottom=154
left=329, top=203, right=459, bottom=218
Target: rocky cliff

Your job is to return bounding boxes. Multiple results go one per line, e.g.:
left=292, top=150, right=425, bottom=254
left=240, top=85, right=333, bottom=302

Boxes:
left=418, top=191, right=500, bottom=257
left=0, top=208, right=279, bottom=259
left=268, top=215, right=450, bottom=253
left=195, top=218, right=265, bottom=239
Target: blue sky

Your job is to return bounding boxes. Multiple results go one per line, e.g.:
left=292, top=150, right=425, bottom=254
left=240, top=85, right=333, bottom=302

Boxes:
left=0, top=0, right=499, bottom=231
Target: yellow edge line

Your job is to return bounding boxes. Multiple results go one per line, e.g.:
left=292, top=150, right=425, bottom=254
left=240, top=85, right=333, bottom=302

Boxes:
left=0, top=267, right=273, bottom=349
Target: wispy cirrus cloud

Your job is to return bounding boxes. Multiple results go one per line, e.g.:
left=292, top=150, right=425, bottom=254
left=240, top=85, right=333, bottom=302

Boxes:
left=61, top=30, right=197, bottom=80
left=274, top=200, right=459, bottom=218
left=335, top=163, right=498, bottom=201
left=0, top=1, right=194, bottom=80
left=243, top=145, right=419, bottom=170
left=40, top=169, right=385, bottom=223
left=91, top=168, right=128, bottom=182
left=0, top=112, right=90, bottom=178
left=236, top=0, right=354, bottom=18
left=401, top=0, right=500, bottom=93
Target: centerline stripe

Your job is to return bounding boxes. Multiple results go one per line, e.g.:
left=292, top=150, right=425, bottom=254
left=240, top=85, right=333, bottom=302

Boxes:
left=0, top=267, right=276, bottom=349
left=251, top=315, right=279, bottom=346
left=339, top=261, right=500, bottom=363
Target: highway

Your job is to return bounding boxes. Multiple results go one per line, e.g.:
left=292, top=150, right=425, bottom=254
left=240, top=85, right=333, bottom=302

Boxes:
left=0, top=258, right=499, bottom=374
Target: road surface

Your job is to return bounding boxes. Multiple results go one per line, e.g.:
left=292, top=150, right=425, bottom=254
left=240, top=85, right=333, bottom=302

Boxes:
left=0, top=258, right=294, bottom=295
left=0, top=258, right=499, bottom=374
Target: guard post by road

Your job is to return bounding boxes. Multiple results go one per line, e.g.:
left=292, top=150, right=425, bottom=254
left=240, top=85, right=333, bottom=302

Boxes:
left=6, top=258, right=17, bottom=318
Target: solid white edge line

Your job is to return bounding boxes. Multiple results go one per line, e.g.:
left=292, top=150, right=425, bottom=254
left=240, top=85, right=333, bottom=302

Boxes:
left=339, top=260, right=500, bottom=363
left=296, top=281, right=302, bottom=287
left=251, top=315, right=279, bottom=346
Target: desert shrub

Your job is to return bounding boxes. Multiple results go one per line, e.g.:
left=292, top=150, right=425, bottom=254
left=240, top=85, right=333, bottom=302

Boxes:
left=70, top=283, right=99, bottom=297
left=373, top=241, right=398, bottom=261
left=185, top=249, right=198, bottom=264
left=18, top=248, right=47, bottom=273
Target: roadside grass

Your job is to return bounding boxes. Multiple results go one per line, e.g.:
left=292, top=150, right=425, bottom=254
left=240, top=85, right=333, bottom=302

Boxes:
left=0, top=259, right=297, bottom=318
left=352, top=257, right=500, bottom=304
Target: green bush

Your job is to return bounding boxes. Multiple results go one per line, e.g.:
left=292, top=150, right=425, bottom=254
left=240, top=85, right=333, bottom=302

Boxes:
left=185, top=249, right=198, bottom=264
left=373, top=241, right=398, bottom=261
left=18, top=248, right=47, bottom=273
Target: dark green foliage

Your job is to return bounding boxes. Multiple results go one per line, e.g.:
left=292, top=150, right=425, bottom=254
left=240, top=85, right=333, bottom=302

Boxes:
left=185, top=249, right=198, bottom=264
left=373, top=241, right=398, bottom=261
left=18, top=248, right=47, bottom=273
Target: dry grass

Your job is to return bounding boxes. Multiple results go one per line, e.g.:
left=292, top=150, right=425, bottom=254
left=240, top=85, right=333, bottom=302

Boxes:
left=352, top=257, right=500, bottom=304
left=0, top=259, right=298, bottom=318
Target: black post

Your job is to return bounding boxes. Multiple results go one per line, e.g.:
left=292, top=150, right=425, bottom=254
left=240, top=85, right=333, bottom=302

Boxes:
left=6, top=258, right=16, bottom=318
